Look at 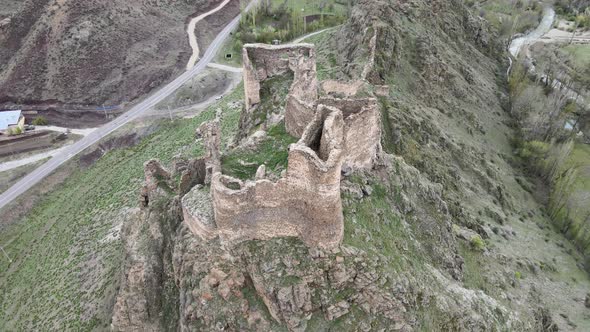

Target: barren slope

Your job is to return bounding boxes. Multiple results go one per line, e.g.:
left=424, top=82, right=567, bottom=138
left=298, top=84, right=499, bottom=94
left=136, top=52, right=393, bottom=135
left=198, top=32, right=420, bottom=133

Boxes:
left=0, top=0, right=239, bottom=106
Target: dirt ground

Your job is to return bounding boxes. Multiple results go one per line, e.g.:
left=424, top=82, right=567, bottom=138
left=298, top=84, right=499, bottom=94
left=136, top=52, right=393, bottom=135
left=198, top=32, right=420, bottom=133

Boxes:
left=0, top=0, right=20, bottom=17
left=542, top=19, right=590, bottom=44
left=154, top=68, right=236, bottom=112
left=24, top=108, right=120, bottom=128
left=0, top=130, right=80, bottom=160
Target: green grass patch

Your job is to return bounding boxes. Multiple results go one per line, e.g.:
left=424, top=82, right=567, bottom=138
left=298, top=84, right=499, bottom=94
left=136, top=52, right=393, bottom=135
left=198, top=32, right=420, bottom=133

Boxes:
left=459, top=243, right=493, bottom=293
left=564, top=45, right=590, bottom=68
left=221, top=122, right=297, bottom=180
left=470, top=235, right=486, bottom=251
left=342, top=175, right=422, bottom=274
left=551, top=143, right=590, bottom=261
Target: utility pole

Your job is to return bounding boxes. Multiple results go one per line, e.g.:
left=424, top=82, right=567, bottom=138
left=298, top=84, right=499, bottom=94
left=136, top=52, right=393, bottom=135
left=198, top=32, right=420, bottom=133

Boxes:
left=569, top=9, right=580, bottom=45
left=168, top=105, right=173, bottom=121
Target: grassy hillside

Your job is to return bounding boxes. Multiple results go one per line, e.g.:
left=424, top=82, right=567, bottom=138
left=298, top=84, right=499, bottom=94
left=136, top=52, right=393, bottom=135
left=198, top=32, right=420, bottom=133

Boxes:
left=0, top=85, right=244, bottom=330
left=564, top=44, right=590, bottom=68
left=2, top=0, right=590, bottom=330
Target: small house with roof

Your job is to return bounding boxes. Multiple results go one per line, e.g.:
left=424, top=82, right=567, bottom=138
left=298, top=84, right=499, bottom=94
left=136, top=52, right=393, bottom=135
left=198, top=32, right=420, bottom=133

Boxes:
left=0, top=110, right=25, bottom=135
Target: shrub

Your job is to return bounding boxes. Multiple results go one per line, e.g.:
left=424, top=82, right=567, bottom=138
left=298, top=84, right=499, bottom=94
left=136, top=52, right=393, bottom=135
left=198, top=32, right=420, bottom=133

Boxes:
left=470, top=235, right=486, bottom=251
left=515, top=271, right=522, bottom=279
left=32, top=116, right=48, bottom=126
left=7, top=126, right=23, bottom=136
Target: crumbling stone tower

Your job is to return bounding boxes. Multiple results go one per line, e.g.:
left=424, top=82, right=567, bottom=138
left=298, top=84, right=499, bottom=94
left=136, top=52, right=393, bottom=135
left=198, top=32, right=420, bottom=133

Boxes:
left=183, top=106, right=345, bottom=248
left=241, top=43, right=382, bottom=170
left=212, top=106, right=345, bottom=248
left=241, top=43, right=319, bottom=139
left=243, top=43, right=318, bottom=111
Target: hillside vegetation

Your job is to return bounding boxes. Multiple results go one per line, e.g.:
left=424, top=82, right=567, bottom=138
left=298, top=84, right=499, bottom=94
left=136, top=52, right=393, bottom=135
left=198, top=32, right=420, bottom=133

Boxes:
left=510, top=40, right=590, bottom=270
left=466, top=0, right=544, bottom=38
left=1, top=0, right=590, bottom=330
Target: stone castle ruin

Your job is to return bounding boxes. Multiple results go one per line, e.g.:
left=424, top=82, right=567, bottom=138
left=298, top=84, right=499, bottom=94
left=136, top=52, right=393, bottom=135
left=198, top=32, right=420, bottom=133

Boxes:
left=180, top=43, right=387, bottom=249
left=242, top=43, right=382, bottom=168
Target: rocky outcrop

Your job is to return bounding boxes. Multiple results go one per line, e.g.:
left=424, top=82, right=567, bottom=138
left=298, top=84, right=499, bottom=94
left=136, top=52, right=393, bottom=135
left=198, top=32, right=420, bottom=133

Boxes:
left=112, top=160, right=181, bottom=331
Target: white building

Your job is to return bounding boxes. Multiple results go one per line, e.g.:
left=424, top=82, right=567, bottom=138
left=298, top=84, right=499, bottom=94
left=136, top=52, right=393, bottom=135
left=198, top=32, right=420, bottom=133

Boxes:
left=0, top=110, right=25, bottom=135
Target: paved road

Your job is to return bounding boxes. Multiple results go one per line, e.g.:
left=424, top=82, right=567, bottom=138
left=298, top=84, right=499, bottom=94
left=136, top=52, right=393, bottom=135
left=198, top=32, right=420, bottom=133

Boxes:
left=0, top=0, right=259, bottom=211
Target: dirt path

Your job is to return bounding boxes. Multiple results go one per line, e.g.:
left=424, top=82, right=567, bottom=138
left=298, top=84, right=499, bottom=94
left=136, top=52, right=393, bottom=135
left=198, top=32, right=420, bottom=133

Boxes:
left=207, top=62, right=243, bottom=73
left=543, top=28, right=590, bottom=44
left=0, top=146, right=69, bottom=173
left=186, top=0, right=232, bottom=71
left=291, top=26, right=340, bottom=43
left=35, top=125, right=97, bottom=136
left=0, top=126, right=96, bottom=172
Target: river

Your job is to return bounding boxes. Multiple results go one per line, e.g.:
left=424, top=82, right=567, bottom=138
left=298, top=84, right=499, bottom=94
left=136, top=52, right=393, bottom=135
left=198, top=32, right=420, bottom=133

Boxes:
left=509, top=7, right=556, bottom=58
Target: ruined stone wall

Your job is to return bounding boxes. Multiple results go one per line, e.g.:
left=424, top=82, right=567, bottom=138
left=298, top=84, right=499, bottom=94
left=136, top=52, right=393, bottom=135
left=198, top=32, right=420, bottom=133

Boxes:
left=285, top=96, right=382, bottom=169
left=243, top=43, right=318, bottom=110
left=321, top=80, right=366, bottom=97
left=317, top=97, right=382, bottom=169
left=188, top=106, right=346, bottom=249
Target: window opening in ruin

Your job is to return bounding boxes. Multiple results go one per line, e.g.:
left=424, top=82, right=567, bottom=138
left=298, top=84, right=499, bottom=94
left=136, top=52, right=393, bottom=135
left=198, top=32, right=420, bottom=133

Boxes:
left=308, top=125, right=324, bottom=157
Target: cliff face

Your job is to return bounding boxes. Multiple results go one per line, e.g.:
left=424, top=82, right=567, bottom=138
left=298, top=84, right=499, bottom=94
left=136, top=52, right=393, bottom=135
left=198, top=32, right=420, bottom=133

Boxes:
left=111, top=0, right=590, bottom=331
left=0, top=0, right=238, bottom=106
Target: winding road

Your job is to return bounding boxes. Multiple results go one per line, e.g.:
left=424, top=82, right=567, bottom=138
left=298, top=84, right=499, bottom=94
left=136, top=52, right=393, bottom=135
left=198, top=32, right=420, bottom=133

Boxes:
left=0, top=0, right=260, bottom=211
left=186, top=0, right=232, bottom=71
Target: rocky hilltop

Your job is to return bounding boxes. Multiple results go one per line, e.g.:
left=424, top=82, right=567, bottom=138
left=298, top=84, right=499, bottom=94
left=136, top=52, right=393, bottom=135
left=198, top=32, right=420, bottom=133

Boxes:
left=0, top=0, right=238, bottom=106
left=110, top=0, right=590, bottom=331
